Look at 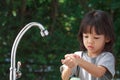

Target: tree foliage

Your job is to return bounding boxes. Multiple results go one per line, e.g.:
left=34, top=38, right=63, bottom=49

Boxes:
left=0, top=0, right=120, bottom=80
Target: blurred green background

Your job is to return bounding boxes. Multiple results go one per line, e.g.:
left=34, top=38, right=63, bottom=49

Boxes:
left=0, top=0, right=120, bottom=80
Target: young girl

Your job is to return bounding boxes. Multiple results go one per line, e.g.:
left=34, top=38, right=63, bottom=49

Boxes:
left=60, top=10, right=115, bottom=80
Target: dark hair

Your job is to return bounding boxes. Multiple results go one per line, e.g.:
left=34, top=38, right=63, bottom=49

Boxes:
left=78, top=10, right=115, bottom=53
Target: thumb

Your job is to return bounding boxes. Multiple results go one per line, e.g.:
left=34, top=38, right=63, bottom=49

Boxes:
left=61, top=59, right=65, bottom=64
left=73, top=54, right=80, bottom=58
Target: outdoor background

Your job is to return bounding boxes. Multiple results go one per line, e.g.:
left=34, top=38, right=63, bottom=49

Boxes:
left=0, top=0, right=120, bottom=80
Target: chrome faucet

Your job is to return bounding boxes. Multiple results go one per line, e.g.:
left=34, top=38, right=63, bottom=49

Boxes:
left=9, top=22, right=49, bottom=80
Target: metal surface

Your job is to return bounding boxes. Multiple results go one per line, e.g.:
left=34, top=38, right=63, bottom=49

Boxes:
left=9, top=22, right=48, bottom=80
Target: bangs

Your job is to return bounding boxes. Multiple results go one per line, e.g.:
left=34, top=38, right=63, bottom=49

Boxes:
left=81, top=25, right=105, bottom=35
left=80, top=15, right=106, bottom=35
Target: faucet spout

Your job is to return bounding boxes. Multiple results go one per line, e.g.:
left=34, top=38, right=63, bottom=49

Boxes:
left=9, top=22, right=49, bottom=80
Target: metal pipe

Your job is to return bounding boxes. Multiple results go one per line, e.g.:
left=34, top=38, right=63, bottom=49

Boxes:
left=9, top=22, right=49, bottom=80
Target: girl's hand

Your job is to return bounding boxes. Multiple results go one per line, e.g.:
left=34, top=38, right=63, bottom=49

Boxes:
left=61, top=54, right=80, bottom=68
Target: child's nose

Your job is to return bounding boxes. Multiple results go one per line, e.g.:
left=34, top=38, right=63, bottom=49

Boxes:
left=88, top=37, right=94, bottom=44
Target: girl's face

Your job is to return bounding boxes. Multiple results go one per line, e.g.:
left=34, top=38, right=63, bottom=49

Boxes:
left=83, top=27, right=109, bottom=57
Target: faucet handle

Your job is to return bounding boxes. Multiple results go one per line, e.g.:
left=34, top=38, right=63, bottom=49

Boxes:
left=16, top=61, right=22, bottom=79
left=17, top=61, right=21, bottom=71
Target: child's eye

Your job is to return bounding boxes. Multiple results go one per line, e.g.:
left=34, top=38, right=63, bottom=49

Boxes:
left=94, top=37, right=99, bottom=39
left=84, top=36, right=88, bottom=38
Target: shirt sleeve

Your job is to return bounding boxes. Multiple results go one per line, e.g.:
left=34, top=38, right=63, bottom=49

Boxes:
left=97, top=52, right=115, bottom=77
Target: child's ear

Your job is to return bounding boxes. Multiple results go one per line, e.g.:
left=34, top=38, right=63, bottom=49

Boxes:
left=105, top=37, right=110, bottom=43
